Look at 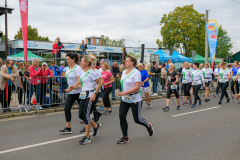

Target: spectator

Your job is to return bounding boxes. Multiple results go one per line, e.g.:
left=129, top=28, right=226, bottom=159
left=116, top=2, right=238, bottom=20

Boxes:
left=145, top=63, right=154, bottom=94
left=14, top=60, right=19, bottom=68
left=78, top=39, right=88, bottom=55
left=0, top=58, right=3, bottom=69
left=110, top=61, right=120, bottom=100
left=166, top=59, right=172, bottom=71
left=59, top=61, right=65, bottom=73
left=60, top=71, right=68, bottom=105
left=57, top=37, right=66, bottom=66
left=17, top=62, right=25, bottom=105
left=24, top=64, right=31, bottom=105
left=49, top=69, right=58, bottom=99
left=151, top=61, right=161, bottom=96
left=49, top=60, right=61, bottom=83
left=0, top=59, right=18, bottom=112
left=161, top=64, right=167, bottom=90
left=39, top=62, right=53, bottom=107
left=28, top=59, right=41, bottom=106
left=52, top=38, right=63, bottom=66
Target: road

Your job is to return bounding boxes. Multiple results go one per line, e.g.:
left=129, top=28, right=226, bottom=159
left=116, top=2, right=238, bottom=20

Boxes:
left=0, top=92, right=240, bottom=160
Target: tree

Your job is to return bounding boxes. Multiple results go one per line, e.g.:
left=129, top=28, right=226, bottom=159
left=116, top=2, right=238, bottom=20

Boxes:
left=127, top=52, right=141, bottom=61
left=159, top=4, right=205, bottom=57
left=100, top=35, right=125, bottom=47
left=14, top=25, right=50, bottom=41
left=216, top=25, right=233, bottom=58
left=156, top=39, right=163, bottom=48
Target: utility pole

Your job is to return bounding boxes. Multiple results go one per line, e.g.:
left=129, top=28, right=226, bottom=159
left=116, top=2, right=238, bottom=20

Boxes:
left=205, top=10, right=209, bottom=63
left=5, top=0, right=8, bottom=58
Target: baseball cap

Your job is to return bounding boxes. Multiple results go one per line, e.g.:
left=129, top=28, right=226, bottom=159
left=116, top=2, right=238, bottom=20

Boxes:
left=42, top=62, right=47, bottom=66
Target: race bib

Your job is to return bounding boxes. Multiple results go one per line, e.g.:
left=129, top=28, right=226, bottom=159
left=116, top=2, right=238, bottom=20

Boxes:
left=171, top=85, right=177, bottom=90
left=232, top=76, right=236, bottom=80
left=182, top=80, right=188, bottom=84
left=123, top=95, right=132, bottom=103
left=204, top=79, right=208, bottom=83
left=219, top=79, right=226, bottom=83
left=79, top=91, right=87, bottom=99
left=192, top=81, right=198, bottom=86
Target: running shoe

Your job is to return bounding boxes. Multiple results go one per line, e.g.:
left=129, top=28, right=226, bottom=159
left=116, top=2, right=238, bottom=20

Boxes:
left=189, top=100, right=192, bottom=105
left=59, top=127, right=72, bottom=134
left=205, top=98, right=208, bottom=102
left=191, top=104, right=196, bottom=108
left=199, top=99, right=202, bottom=105
left=108, top=110, right=112, bottom=113
left=79, top=136, right=91, bottom=145
left=112, top=97, right=117, bottom=101
left=163, top=107, right=169, bottom=111
left=80, top=127, right=85, bottom=133
left=103, top=110, right=109, bottom=115
left=218, top=101, right=222, bottom=104
left=117, top=137, right=130, bottom=144
left=147, top=104, right=152, bottom=109
left=177, top=105, right=180, bottom=110
left=93, top=123, right=102, bottom=136
left=227, top=98, right=230, bottom=103
left=147, top=123, right=154, bottom=136
left=98, top=106, right=104, bottom=111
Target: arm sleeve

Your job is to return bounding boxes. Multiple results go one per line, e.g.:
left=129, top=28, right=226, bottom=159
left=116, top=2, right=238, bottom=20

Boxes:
left=133, top=71, right=141, bottom=83
left=89, top=71, right=98, bottom=81
left=48, top=69, right=54, bottom=77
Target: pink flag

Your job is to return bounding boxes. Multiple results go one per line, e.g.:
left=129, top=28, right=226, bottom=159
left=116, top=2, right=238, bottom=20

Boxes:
left=19, top=0, right=28, bottom=75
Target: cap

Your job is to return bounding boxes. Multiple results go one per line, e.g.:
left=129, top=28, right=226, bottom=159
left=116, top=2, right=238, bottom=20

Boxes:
left=42, top=62, right=47, bottom=66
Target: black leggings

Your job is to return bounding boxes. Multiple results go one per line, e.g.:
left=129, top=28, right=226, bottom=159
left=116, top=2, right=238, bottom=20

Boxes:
left=119, top=101, right=149, bottom=137
left=103, top=87, right=112, bottom=108
left=218, top=82, right=229, bottom=102
left=64, top=93, right=80, bottom=122
left=193, top=84, right=201, bottom=105
left=91, top=92, right=100, bottom=112
left=231, top=80, right=239, bottom=95
left=182, top=83, right=191, bottom=96
left=40, top=83, right=47, bottom=105
left=18, top=88, right=23, bottom=104
left=167, top=85, right=179, bottom=99
left=79, top=98, right=92, bottom=125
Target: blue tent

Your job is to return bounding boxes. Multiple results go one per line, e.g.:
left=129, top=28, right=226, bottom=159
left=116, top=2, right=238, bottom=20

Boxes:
left=153, top=49, right=171, bottom=62
left=171, top=51, right=193, bottom=63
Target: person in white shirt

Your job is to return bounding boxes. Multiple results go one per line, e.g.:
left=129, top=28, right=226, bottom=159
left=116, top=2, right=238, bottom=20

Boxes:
left=213, top=63, right=221, bottom=97
left=217, top=62, right=231, bottom=104
left=191, top=62, right=205, bottom=108
left=202, top=62, right=214, bottom=102
left=59, top=53, right=82, bottom=135
left=181, top=61, right=193, bottom=105
left=117, top=55, right=154, bottom=144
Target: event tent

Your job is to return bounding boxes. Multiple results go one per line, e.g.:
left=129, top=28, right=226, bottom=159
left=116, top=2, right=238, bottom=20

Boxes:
left=171, top=51, right=192, bottom=63
left=7, top=50, right=43, bottom=61
left=193, top=54, right=205, bottom=63
left=208, top=57, right=222, bottom=64
left=153, top=49, right=171, bottom=62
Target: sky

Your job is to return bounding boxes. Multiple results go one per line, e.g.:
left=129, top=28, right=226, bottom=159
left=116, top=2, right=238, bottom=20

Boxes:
left=0, top=0, right=239, bottom=53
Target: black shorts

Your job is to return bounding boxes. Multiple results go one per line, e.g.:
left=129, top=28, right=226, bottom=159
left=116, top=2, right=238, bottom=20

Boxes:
left=205, top=81, right=211, bottom=88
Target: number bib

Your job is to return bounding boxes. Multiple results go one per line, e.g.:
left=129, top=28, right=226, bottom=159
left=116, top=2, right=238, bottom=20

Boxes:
left=79, top=91, right=87, bottom=99
left=171, top=85, right=177, bottom=90
left=204, top=79, right=208, bottom=83
left=123, top=95, right=132, bottom=103
left=192, top=81, right=198, bottom=86
left=232, top=76, right=236, bottom=80
left=219, top=79, right=226, bottom=83
left=182, top=80, right=188, bottom=84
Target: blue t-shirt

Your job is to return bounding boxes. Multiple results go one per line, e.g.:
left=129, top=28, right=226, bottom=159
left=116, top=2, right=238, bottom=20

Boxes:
left=232, top=67, right=239, bottom=76
left=7, top=67, right=13, bottom=86
left=140, top=69, right=149, bottom=87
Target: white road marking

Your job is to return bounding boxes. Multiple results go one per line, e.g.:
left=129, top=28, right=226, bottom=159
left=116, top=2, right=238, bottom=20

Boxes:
left=0, top=133, right=92, bottom=155
left=172, top=106, right=221, bottom=117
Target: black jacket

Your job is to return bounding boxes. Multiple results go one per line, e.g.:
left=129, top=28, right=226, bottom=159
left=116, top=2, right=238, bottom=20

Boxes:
left=151, top=66, right=161, bottom=78
left=111, top=66, right=120, bottom=78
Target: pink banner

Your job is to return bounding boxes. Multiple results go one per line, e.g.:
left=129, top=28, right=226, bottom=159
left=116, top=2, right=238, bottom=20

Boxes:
left=19, top=0, right=28, bottom=75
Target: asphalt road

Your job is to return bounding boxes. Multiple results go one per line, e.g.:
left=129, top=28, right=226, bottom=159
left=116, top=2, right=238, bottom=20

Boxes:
left=0, top=91, right=240, bottom=160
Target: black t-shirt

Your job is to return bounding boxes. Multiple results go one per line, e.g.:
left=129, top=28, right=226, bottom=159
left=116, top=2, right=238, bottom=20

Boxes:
left=167, top=70, right=178, bottom=84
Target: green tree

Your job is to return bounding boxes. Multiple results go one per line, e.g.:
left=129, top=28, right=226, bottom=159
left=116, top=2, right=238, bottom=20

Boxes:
left=100, top=35, right=125, bottom=47
left=216, top=25, right=233, bottom=58
left=159, top=4, right=205, bottom=57
left=156, top=39, right=163, bottom=48
left=14, top=25, right=50, bottom=41
left=127, top=52, right=141, bottom=61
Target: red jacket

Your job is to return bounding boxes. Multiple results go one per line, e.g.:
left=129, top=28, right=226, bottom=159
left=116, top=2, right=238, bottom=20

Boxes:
left=29, top=65, right=41, bottom=85
left=52, top=43, right=63, bottom=54
left=40, top=69, right=53, bottom=84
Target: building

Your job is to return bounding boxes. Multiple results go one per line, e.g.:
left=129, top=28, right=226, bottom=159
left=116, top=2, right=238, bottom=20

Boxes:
left=229, top=51, right=240, bottom=63
left=85, top=36, right=102, bottom=45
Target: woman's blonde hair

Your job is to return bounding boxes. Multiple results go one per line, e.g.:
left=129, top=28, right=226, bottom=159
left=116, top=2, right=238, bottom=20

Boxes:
left=32, top=59, right=39, bottom=66
left=146, top=63, right=152, bottom=71
left=17, top=62, right=24, bottom=69
left=102, top=63, right=110, bottom=70
left=199, top=63, right=203, bottom=69
left=204, top=62, right=210, bottom=67
left=82, top=55, right=93, bottom=67
left=89, top=55, right=97, bottom=65
left=169, top=63, right=175, bottom=68
left=184, top=61, right=189, bottom=65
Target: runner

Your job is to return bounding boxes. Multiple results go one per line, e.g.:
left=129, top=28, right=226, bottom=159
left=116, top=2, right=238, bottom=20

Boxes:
left=117, top=55, right=154, bottom=144
left=78, top=55, right=102, bottom=145
left=163, top=63, right=180, bottom=111
left=181, top=61, right=193, bottom=105
left=217, top=62, right=231, bottom=104
left=59, top=53, right=82, bottom=134
left=234, top=67, right=240, bottom=99
left=191, top=62, right=205, bottom=108
left=213, top=64, right=221, bottom=97
left=202, top=62, right=214, bottom=102
left=230, top=61, right=240, bottom=97
left=138, top=63, right=152, bottom=109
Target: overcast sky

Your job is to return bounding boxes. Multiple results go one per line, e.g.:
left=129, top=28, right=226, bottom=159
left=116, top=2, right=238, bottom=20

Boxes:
left=0, top=0, right=239, bottom=53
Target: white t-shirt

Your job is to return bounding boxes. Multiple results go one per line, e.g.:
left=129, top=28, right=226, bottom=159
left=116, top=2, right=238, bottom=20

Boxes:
left=202, top=68, right=213, bottom=81
left=214, top=68, right=220, bottom=76
left=218, top=69, right=230, bottom=82
left=237, top=69, right=240, bottom=82
left=121, top=68, right=141, bottom=103
left=191, top=70, right=204, bottom=85
left=80, top=69, right=98, bottom=98
left=93, top=69, right=102, bottom=93
left=182, top=67, right=193, bottom=83
left=65, top=65, right=82, bottom=94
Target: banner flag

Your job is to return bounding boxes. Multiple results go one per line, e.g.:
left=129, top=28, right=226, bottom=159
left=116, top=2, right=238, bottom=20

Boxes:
left=19, top=0, right=28, bottom=75
left=206, top=19, right=218, bottom=70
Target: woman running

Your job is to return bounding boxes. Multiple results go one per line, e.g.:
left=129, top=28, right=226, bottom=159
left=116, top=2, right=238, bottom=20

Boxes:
left=181, top=61, right=193, bottom=105
left=191, top=62, right=205, bottom=108
left=230, top=61, right=239, bottom=97
left=217, top=62, right=231, bottom=104
left=101, top=63, right=115, bottom=115
left=163, top=63, right=180, bottom=111
left=117, top=55, right=154, bottom=144
left=202, top=62, right=214, bottom=102
left=59, top=53, right=82, bottom=134
left=234, top=67, right=240, bottom=99
left=78, top=55, right=102, bottom=145
left=213, top=63, right=221, bottom=97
